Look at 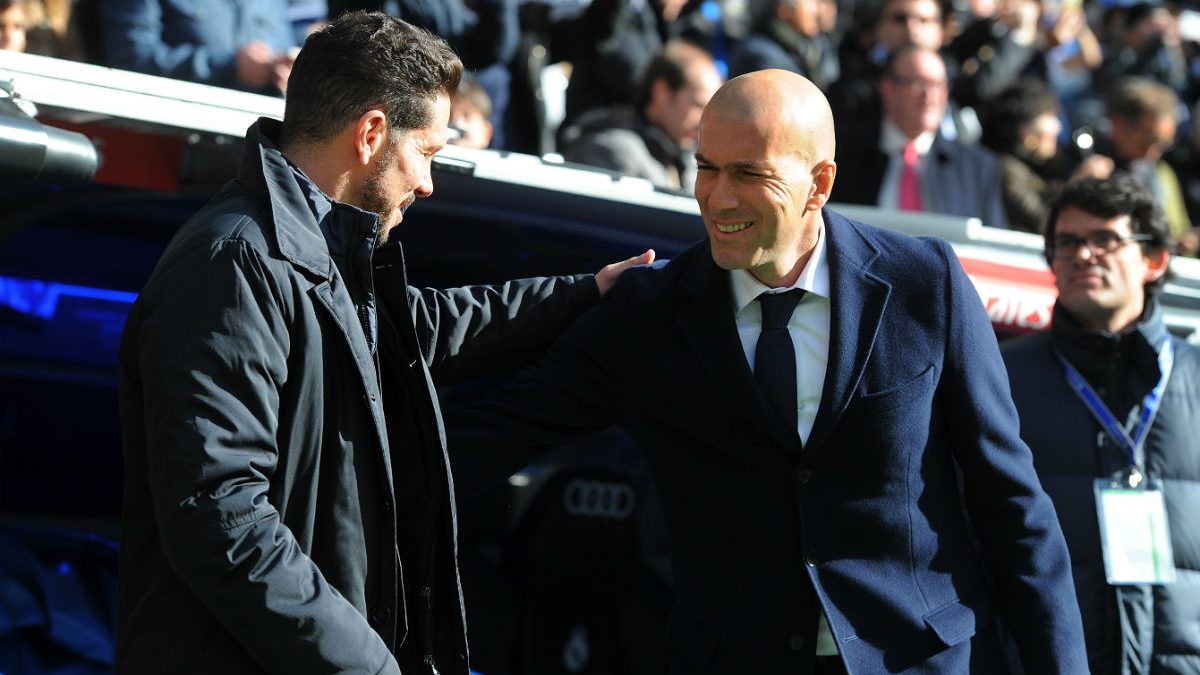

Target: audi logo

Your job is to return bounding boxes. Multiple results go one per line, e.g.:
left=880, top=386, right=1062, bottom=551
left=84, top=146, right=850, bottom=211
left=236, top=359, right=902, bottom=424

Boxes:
left=562, top=479, right=636, bottom=520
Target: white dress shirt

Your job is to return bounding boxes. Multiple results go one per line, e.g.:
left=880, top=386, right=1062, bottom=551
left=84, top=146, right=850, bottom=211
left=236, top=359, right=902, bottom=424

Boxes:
left=729, top=217, right=839, bottom=656
left=877, top=120, right=936, bottom=210
left=730, top=216, right=831, bottom=444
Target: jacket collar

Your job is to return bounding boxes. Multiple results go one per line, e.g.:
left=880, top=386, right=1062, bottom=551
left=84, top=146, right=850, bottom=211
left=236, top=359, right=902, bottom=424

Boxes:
left=675, top=208, right=889, bottom=455
left=1051, top=295, right=1169, bottom=383
left=238, top=118, right=381, bottom=279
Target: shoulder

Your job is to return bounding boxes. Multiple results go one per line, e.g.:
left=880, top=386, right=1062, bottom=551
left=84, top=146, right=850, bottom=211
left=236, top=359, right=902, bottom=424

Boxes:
left=826, top=208, right=955, bottom=272
left=148, top=184, right=279, bottom=284
left=605, top=241, right=710, bottom=302
left=936, top=137, right=999, bottom=169
left=1000, top=330, right=1053, bottom=362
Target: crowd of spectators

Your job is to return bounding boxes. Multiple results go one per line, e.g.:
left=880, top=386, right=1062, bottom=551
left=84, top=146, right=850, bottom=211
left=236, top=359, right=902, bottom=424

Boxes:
left=6, top=0, right=1200, bottom=251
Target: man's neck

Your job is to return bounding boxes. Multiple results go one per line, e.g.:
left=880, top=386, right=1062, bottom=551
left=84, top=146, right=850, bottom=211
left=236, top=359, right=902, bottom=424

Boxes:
left=282, top=142, right=353, bottom=204
left=1075, top=302, right=1144, bottom=335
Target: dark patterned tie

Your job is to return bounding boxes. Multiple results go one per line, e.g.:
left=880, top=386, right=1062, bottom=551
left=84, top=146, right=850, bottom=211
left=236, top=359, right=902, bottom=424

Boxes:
left=755, top=290, right=806, bottom=434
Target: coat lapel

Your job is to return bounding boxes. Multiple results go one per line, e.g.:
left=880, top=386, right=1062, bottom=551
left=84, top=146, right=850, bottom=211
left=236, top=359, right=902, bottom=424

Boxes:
left=676, top=243, right=805, bottom=453
left=805, top=210, right=891, bottom=454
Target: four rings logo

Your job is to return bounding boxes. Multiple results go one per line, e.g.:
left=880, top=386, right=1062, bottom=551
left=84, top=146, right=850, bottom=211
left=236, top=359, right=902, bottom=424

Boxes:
left=562, top=479, right=636, bottom=520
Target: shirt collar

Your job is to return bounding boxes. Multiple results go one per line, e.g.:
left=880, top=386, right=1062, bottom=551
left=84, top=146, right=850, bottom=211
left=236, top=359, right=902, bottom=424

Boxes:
left=880, top=118, right=936, bottom=157
left=730, top=212, right=831, bottom=314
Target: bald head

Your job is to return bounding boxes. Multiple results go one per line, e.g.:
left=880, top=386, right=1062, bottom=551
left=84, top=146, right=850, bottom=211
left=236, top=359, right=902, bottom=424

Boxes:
left=693, top=69, right=838, bottom=288
left=702, top=69, right=836, bottom=164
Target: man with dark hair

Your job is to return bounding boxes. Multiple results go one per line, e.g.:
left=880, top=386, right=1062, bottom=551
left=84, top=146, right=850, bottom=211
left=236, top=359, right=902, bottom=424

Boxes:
left=560, top=39, right=722, bottom=192
left=1090, top=77, right=1194, bottom=252
left=1003, top=175, right=1200, bottom=674
left=116, top=11, right=649, bottom=674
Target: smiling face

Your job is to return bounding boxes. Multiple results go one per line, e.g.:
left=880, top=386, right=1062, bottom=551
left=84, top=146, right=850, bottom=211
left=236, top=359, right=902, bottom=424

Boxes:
left=1051, top=206, right=1166, bottom=332
left=693, top=70, right=836, bottom=288
left=362, top=93, right=450, bottom=243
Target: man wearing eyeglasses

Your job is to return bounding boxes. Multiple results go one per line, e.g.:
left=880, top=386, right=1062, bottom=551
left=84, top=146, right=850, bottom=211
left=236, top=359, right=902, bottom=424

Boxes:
left=1002, top=175, right=1200, bottom=674
left=832, top=45, right=1009, bottom=227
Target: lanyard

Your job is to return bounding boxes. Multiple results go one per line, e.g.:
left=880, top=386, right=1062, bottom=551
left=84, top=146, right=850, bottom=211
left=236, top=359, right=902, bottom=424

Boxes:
left=1055, top=338, right=1174, bottom=470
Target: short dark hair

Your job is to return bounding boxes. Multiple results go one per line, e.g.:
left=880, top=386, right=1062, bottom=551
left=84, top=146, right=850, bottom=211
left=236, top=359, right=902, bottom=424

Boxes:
left=1104, top=76, right=1177, bottom=123
left=1045, top=175, right=1171, bottom=293
left=281, top=11, right=463, bottom=147
left=634, top=40, right=711, bottom=110
left=979, top=79, right=1060, bottom=156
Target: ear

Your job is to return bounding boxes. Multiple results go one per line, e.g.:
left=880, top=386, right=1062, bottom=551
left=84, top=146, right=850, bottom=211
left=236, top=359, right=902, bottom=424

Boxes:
left=649, top=78, right=672, bottom=111
left=806, top=159, right=838, bottom=211
left=1143, top=245, right=1169, bottom=284
left=352, top=109, right=389, bottom=167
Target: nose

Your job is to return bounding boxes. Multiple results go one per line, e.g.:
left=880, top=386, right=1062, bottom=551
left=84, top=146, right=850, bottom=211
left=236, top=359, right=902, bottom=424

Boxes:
left=1069, top=240, right=1097, bottom=263
left=415, top=162, right=434, bottom=199
left=702, top=172, right=739, bottom=213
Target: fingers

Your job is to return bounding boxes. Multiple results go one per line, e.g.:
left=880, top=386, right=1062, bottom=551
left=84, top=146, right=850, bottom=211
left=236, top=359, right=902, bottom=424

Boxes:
left=596, top=249, right=656, bottom=296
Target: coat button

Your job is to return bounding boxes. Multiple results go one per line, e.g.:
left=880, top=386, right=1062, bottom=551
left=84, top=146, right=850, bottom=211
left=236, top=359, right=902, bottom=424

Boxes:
left=788, top=633, right=806, bottom=651
left=806, top=553, right=820, bottom=566
left=797, top=468, right=813, bottom=484
left=369, top=603, right=391, bottom=627
left=379, top=498, right=393, bottom=518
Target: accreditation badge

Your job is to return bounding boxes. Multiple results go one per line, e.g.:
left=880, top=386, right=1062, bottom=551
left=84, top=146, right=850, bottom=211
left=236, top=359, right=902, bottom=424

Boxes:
left=1094, top=476, right=1176, bottom=585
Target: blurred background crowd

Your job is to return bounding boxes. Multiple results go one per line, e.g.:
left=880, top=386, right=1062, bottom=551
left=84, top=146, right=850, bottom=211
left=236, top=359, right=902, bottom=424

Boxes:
left=5, top=0, right=1200, bottom=252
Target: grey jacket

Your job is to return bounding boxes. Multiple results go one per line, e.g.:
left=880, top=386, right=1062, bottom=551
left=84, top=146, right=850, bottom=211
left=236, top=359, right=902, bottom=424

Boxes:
left=116, top=118, right=598, bottom=674
left=561, top=105, right=695, bottom=192
left=1002, top=300, right=1200, bottom=674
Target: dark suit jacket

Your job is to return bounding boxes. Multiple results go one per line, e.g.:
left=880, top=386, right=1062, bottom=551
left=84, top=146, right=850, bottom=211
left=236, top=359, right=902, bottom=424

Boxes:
left=450, top=209, right=1085, bottom=673
left=833, top=129, right=1010, bottom=228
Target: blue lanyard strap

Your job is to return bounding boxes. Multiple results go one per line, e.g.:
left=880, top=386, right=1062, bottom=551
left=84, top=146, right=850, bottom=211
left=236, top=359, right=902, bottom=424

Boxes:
left=1055, top=338, right=1174, bottom=468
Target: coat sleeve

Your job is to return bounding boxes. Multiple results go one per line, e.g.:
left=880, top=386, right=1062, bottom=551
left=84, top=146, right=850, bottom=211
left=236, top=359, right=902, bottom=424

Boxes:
left=933, top=239, right=1087, bottom=673
left=405, top=274, right=600, bottom=383
left=444, top=288, right=628, bottom=495
left=133, top=240, right=399, bottom=674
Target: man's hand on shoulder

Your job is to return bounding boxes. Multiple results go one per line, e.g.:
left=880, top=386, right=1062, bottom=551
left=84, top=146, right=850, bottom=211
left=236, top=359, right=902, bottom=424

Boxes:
left=596, top=249, right=655, bottom=296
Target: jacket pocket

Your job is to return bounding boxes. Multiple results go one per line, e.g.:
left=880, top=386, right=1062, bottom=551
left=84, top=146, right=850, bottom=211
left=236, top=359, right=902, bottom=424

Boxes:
left=858, top=363, right=937, bottom=413
left=666, top=611, right=719, bottom=667
left=922, top=597, right=979, bottom=648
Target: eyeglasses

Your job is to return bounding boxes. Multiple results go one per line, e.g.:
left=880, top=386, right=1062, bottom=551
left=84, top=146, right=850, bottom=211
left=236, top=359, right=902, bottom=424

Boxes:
left=887, top=75, right=947, bottom=91
left=1048, top=231, right=1155, bottom=259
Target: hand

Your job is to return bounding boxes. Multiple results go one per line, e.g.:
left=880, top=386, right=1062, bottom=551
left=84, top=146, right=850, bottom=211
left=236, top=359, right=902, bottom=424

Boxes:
left=596, top=249, right=655, bottom=296
left=236, top=41, right=277, bottom=89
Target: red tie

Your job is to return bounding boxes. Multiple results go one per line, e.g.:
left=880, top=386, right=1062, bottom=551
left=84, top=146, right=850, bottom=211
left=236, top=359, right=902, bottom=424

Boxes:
left=899, top=141, right=922, bottom=212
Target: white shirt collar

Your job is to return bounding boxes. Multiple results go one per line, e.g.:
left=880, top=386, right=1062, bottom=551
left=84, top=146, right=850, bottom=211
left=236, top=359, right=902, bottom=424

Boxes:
left=880, top=119, right=936, bottom=157
left=730, top=212, right=831, bottom=314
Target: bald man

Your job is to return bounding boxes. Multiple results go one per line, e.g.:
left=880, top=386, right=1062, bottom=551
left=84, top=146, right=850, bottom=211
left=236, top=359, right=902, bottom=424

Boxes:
left=450, top=70, right=1087, bottom=674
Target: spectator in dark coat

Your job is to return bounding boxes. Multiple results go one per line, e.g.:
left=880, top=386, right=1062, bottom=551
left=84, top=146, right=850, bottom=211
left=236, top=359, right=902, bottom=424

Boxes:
left=102, top=0, right=297, bottom=94
left=561, top=40, right=722, bottom=191
left=979, top=79, right=1075, bottom=233
left=833, top=45, right=1009, bottom=227
left=1003, top=175, right=1200, bottom=675
left=726, top=0, right=839, bottom=89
